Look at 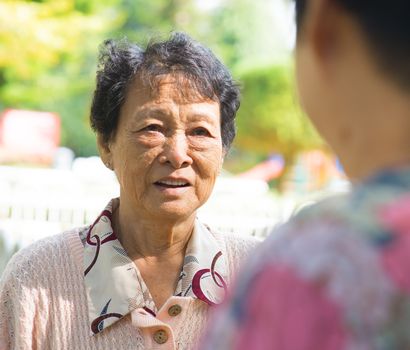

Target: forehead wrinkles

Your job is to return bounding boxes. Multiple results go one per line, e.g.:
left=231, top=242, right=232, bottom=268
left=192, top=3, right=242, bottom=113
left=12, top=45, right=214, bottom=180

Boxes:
left=121, top=75, right=221, bottom=131
left=133, top=73, right=218, bottom=105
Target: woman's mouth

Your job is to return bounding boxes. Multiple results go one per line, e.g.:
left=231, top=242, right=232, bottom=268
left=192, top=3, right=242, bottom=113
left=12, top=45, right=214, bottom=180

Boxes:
left=154, top=179, right=190, bottom=188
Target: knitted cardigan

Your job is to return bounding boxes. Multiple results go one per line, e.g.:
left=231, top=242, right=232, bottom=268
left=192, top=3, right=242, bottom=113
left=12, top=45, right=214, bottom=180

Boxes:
left=0, top=227, right=259, bottom=350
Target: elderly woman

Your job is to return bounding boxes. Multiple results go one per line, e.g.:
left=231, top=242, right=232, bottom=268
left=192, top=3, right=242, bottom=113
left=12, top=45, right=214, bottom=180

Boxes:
left=0, top=33, right=259, bottom=349
left=202, top=0, right=410, bottom=349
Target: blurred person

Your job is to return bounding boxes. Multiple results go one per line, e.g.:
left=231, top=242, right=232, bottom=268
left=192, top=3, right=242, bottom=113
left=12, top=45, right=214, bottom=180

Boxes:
left=0, top=32, right=259, bottom=349
left=201, top=0, right=410, bottom=349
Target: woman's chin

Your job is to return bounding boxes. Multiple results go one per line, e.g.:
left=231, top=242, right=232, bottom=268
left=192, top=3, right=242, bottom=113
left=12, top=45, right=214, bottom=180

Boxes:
left=153, top=202, right=198, bottom=221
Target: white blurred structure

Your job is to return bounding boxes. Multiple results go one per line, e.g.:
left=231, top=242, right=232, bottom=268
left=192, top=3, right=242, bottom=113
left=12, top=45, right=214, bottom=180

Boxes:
left=0, top=159, right=351, bottom=275
left=0, top=160, right=117, bottom=248
left=0, top=161, right=288, bottom=274
left=198, top=176, right=280, bottom=237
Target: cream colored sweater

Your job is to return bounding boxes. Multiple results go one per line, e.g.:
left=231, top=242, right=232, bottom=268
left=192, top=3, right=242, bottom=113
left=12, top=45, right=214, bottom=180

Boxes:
left=0, top=227, right=259, bottom=350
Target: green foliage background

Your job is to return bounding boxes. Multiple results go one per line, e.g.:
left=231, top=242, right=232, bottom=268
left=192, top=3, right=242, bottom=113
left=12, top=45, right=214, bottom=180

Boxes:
left=236, top=65, right=321, bottom=159
left=0, top=0, right=323, bottom=169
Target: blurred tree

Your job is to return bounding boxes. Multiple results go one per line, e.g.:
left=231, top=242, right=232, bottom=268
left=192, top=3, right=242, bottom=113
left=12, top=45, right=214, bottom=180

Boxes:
left=234, top=64, right=323, bottom=167
left=204, top=0, right=295, bottom=71
left=0, top=0, right=120, bottom=156
left=0, top=0, right=316, bottom=166
left=108, top=0, right=199, bottom=44
left=0, top=0, right=200, bottom=157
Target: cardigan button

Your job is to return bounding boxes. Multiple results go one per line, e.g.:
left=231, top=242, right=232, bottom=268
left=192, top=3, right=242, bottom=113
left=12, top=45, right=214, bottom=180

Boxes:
left=153, top=329, right=168, bottom=344
left=168, top=304, right=182, bottom=317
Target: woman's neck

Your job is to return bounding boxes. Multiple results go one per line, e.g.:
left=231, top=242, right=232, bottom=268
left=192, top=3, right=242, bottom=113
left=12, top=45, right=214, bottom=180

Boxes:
left=113, top=203, right=195, bottom=260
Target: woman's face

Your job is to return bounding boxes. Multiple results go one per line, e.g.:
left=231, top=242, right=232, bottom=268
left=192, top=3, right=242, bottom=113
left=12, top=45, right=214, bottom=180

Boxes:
left=99, top=75, right=224, bottom=221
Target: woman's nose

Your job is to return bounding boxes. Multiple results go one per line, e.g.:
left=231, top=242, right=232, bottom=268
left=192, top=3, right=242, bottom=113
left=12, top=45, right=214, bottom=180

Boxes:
left=160, top=133, right=193, bottom=168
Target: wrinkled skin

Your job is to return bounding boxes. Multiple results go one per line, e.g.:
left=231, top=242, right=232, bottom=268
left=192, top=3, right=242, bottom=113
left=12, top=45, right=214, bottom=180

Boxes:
left=99, top=75, right=224, bottom=224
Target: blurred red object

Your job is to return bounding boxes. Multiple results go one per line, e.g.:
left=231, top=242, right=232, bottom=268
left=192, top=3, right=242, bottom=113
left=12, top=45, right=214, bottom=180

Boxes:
left=0, top=109, right=60, bottom=164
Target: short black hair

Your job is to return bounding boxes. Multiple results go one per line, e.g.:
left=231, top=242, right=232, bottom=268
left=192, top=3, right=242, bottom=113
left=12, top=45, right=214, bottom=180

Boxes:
left=90, top=32, right=240, bottom=150
left=294, top=0, right=410, bottom=90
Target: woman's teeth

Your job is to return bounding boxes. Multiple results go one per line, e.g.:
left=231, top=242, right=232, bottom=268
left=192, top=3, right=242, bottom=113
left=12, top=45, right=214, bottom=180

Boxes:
left=157, top=180, right=189, bottom=187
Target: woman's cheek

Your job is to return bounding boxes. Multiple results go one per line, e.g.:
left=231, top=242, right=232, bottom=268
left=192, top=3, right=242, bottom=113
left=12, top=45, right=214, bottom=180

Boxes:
left=136, top=134, right=165, bottom=148
left=198, top=150, right=223, bottom=173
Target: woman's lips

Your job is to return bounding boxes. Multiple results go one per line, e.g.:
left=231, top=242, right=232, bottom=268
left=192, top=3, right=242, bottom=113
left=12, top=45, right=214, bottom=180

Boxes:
left=154, top=179, right=190, bottom=188
left=153, top=179, right=192, bottom=197
left=154, top=177, right=192, bottom=189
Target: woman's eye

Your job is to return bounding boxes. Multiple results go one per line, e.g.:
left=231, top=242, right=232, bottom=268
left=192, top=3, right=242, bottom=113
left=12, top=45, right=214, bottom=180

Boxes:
left=192, top=127, right=211, bottom=137
left=142, top=124, right=162, bottom=132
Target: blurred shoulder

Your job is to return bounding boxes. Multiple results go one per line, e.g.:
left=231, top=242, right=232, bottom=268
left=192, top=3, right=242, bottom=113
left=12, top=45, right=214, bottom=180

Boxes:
left=294, top=192, right=351, bottom=222
left=215, top=190, right=407, bottom=349
left=247, top=192, right=389, bottom=292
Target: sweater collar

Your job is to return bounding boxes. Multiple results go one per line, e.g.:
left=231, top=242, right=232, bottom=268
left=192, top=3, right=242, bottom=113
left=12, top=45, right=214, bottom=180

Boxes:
left=82, top=199, right=227, bottom=335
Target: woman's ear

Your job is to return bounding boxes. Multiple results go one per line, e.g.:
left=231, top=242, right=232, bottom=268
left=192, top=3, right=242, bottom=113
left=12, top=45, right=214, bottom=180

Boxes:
left=97, top=134, right=113, bottom=170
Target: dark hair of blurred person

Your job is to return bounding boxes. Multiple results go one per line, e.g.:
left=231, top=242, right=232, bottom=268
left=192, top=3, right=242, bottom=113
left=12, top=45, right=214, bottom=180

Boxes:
left=295, top=0, right=410, bottom=90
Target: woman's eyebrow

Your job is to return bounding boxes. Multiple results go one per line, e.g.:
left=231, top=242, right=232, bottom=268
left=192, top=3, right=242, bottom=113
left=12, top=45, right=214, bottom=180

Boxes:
left=189, top=113, right=218, bottom=122
left=135, top=106, right=173, bottom=119
left=134, top=107, right=218, bottom=124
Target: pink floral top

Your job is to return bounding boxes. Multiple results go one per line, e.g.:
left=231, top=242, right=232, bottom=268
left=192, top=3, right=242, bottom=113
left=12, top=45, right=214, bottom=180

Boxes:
left=82, top=199, right=227, bottom=335
left=202, top=166, right=410, bottom=350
